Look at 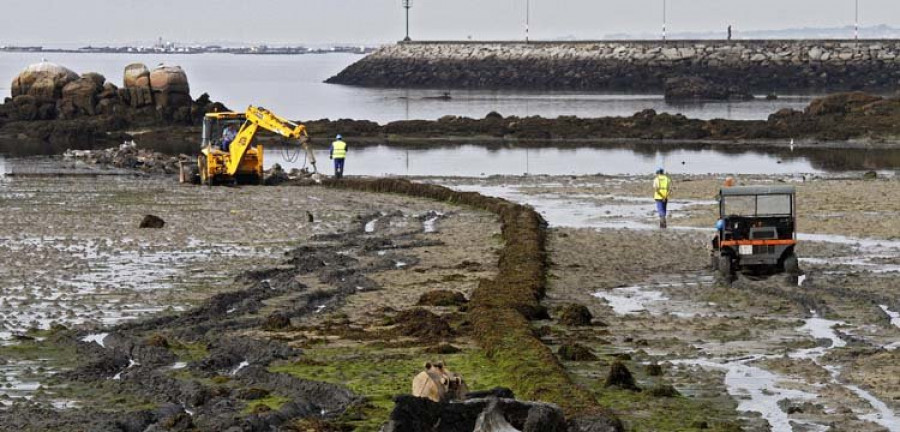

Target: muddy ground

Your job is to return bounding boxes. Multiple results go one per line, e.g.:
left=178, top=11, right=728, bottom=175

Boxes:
left=0, top=165, right=504, bottom=430
left=434, top=173, right=900, bottom=431
left=0, top=162, right=898, bottom=431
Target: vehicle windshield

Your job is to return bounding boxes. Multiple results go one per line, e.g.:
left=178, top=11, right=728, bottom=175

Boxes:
left=722, top=194, right=792, bottom=216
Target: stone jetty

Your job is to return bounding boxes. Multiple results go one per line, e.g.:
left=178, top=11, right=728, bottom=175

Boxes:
left=327, top=40, right=900, bottom=92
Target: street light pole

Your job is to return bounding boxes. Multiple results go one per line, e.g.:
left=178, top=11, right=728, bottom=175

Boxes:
left=526, top=0, right=530, bottom=42
left=662, top=0, right=667, bottom=42
left=403, top=0, right=412, bottom=42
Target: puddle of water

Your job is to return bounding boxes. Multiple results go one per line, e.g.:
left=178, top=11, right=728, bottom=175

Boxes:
left=789, top=315, right=900, bottom=430
left=230, top=360, right=250, bottom=376
left=880, top=306, right=900, bottom=330
left=674, top=356, right=819, bottom=431
left=81, top=333, right=109, bottom=348
left=593, top=286, right=668, bottom=315
left=422, top=211, right=444, bottom=233
left=0, top=360, right=49, bottom=404
left=674, top=312, right=899, bottom=429
left=365, top=217, right=379, bottom=233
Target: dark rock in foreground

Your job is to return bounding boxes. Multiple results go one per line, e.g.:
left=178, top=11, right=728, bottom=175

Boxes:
left=383, top=395, right=622, bottom=432
left=139, top=215, right=166, bottom=229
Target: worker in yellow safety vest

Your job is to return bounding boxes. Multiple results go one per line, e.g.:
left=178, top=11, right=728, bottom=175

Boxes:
left=653, top=168, right=671, bottom=229
left=330, top=134, right=348, bottom=179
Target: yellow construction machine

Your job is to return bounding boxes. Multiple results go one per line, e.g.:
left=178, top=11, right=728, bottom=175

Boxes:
left=180, top=106, right=316, bottom=185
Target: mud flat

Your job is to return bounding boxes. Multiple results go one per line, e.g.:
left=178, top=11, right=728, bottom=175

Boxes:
left=435, top=172, right=900, bottom=431
left=0, top=165, right=521, bottom=430
left=1, top=159, right=899, bottom=430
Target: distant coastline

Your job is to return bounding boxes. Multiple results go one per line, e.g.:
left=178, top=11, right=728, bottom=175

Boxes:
left=0, top=45, right=375, bottom=55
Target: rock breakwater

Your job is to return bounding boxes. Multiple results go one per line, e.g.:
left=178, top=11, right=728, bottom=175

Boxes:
left=328, top=40, right=900, bottom=92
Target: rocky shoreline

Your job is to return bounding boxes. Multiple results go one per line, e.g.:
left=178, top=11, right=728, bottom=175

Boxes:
left=2, top=61, right=900, bottom=161
left=328, top=40, right=900, bottom=92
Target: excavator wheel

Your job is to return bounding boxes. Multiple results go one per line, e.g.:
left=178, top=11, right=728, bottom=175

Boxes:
left=198, top=156, right=213, bottom=187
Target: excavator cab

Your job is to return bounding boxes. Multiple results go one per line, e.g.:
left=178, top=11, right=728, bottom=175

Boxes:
left=203, top=114, right=245, bottom=152
left=195, top=111, right=264, bottom=185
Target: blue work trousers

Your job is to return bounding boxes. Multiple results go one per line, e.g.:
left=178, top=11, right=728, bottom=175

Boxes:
left=655, top=199, right=668, bottom=218
left=333, top=158, right=345, bottom=179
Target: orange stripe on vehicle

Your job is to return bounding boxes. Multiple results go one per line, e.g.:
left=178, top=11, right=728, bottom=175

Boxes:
left=720, top=239, right=796, bottom=247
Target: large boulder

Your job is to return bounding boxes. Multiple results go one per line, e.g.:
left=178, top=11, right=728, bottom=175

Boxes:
left=149, top=64, right=191, bottom=110
left=123, top=63, right=151, bottom=89
left=123, top=63, right=154, bottom=109
left=59, top=74, right=105, bottom=117
left=10, top=61, right=78, bottom=99
left=664, top=76, right=754, bottom=102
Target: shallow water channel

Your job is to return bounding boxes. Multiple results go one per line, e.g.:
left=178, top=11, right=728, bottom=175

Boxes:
left=267, top=144, right=900, bottom=177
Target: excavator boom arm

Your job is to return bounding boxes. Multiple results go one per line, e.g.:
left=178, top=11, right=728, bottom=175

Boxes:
left=225, top=106, right=313, bottom=176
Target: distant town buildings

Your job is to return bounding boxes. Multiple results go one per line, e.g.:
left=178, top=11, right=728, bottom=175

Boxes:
left=0, top=39, right=376, bottom=55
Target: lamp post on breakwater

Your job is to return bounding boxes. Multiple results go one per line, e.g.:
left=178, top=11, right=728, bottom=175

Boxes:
left=662, top=0, right=667, bottom=42
left=402, top=0, right=412, bottom=42
left=525, top=0, right=531, bottom=43
left=854, top=0, right=859, bottom=40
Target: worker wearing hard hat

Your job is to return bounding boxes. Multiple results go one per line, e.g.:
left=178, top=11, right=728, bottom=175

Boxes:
left=653, top=167, right=672, bottom=229
left=330, top=134, right=348, bottom=179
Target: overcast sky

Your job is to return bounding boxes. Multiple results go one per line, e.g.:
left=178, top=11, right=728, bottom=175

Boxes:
left=1, top=0, right=898, bottom=45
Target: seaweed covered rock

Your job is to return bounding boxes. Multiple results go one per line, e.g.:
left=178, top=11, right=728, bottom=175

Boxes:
left=646, top=384, right=680, bottom=398
left=557, top=343, right=598, bottom=361
left=383, top=396, right=568, bottom=432
left=418, top=290, right=468, bottom=307
left=390, top=308, right=454, bottom=339
left=805, top=92, right=883, bottom=116
left=604, top=361, right=640, bottom=392
left=664, top=76, right=754, bottom=102
left=558, top=304, right=593, bottom=326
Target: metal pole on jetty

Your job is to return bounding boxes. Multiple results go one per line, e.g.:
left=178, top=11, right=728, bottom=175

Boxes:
left=403, top=0, right=412, bottom=41
left=525, top=0, right=531, bottom=42
left=855, top=0, right=859, bottom=40
left=662, top=0, right=667, bottom=42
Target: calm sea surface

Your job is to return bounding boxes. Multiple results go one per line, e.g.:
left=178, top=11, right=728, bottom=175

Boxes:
left=0, top=52, right=816, bottom=123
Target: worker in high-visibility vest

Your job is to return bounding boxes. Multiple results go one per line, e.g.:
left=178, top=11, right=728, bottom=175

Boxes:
left=330, top=134, right=348, bottom=179
left=653, top=167, right=672, bottom=229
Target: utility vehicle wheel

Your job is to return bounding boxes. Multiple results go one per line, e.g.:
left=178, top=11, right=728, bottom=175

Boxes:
left=783, top=253, right=800, bottom=275
left=718, top=255, right=733, bottom=283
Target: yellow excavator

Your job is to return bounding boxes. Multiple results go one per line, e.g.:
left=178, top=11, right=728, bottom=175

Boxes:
left=180, top=106, right=316, bottom=185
